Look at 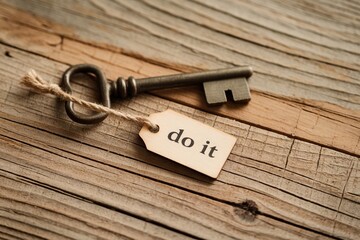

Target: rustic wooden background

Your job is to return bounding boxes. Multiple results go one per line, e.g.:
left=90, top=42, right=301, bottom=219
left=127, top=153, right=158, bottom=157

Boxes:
left=0, top=0, right=359, bottom=239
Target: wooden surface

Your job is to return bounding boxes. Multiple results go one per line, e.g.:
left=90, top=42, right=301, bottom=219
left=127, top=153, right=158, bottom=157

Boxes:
left=0, top=0, right=359, bottom=239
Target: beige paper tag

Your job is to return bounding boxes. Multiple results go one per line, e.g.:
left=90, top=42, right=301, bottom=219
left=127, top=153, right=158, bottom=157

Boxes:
left=139, top=109, right=237, bottom=178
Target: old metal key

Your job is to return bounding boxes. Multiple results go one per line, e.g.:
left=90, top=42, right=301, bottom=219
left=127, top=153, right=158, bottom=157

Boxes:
left=62, top=64, right=253, bottom=124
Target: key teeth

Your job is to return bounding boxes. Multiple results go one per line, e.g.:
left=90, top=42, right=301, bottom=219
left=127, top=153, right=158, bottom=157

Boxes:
left=205, top=91, right=227, bottom=105
left=203, top=77, right=251, bottom=105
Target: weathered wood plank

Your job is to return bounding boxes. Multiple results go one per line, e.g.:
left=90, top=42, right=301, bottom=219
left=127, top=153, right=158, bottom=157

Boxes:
left=0, top=43, right=359, bottom=239
left=0, top=178, right=194, bottom=240
left=0, top=0, right=359, bottom=239
left=0, top=6, right=359, bottom=155
left=2, top=0, right=359, bottom=108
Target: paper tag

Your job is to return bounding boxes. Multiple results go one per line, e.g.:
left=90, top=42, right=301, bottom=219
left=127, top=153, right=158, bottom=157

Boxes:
left=139, top=109, right=237, bottom=178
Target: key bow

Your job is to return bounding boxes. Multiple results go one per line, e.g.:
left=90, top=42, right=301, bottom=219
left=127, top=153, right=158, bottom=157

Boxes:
left=62, top=64, right=111, bottom=124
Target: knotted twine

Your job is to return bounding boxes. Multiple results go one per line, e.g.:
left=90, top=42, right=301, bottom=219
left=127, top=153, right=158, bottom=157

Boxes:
left=21, top=69, right=158, bottom=131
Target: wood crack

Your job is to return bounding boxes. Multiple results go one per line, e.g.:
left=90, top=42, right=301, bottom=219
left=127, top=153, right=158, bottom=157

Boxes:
left=193, top=0, right=360, bottom=57
left=0, top=170, right=204, bottom=240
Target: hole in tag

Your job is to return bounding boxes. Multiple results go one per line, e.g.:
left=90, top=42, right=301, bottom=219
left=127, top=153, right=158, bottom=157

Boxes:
left=149, top=124, right=160, bottom=133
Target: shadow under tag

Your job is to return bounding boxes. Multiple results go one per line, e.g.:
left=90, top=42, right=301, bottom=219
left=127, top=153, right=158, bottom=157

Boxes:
left=139, top=109, right=237, bottom=178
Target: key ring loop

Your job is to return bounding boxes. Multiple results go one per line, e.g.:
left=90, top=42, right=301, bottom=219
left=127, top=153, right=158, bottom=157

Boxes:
left=62, top=64, right=111, bottom=124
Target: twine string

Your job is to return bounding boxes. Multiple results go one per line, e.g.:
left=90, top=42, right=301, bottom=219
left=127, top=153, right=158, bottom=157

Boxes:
left=21, top=69, right=158, bottom=131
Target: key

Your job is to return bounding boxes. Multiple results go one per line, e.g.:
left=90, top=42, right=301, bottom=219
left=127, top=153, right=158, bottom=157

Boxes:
left=111, top=66, right=252, bottom=104
left=62, top=64, right=253, bottom=124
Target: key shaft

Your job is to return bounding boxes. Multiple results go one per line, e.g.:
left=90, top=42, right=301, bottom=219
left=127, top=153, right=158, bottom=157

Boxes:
left=111, top=66, right=252, bottom=98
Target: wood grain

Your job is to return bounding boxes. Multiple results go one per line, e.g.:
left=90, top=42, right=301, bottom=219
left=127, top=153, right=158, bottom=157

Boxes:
left=0, top=42, right=359, bottom=239
left=3, top=0, right=359, bottom=107
left=0, top=3, right=359, bottom=155
left=0, top=0, right=359, bottom=239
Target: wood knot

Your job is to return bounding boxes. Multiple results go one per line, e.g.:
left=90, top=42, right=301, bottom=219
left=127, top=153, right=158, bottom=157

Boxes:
left=234, top=199, right=258, bottom=222
left=4, top=51, right=12, bottom=58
